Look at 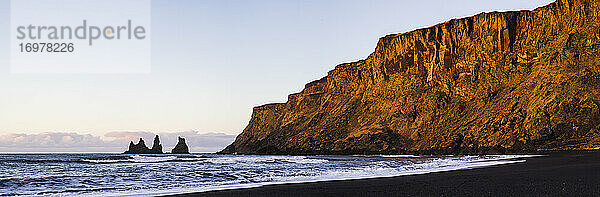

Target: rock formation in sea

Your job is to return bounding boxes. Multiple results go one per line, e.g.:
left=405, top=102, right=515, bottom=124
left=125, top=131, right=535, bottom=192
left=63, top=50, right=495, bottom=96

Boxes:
left=151, top=135, right=163, bottom=153
left=221, top=0, right=600, bottom=155
left=123, top=135, right=164, bottom=154
left=171, top=137, right=190, bottom=154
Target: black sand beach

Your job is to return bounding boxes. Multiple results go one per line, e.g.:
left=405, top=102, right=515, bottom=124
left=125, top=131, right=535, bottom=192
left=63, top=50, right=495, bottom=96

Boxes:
left=167, top=151, right=600, bottom=197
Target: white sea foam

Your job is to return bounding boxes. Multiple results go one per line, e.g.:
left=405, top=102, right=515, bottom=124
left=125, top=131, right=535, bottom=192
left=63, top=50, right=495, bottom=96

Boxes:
left=205, top=155, right=327, bottom=164
left=1, top=154, right=540, bottom=197
left=81, top=159, right=122, bottom=164
left=378, top=155, right=421, bottom=158
left=103, top=155, right=536, bottom=196
left=129, top=155, right=178, bottom=163
left=81, top=155, right=195, bottom=163
left=281, top=157, right=328, bottom=164
left=266, top=155, right=527, bottom=183
left=121, top=155, right=537, bottom=197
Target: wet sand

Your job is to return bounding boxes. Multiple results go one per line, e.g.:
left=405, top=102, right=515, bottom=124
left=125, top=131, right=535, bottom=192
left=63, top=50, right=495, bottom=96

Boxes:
left=165, top=151, right=600, bottom=197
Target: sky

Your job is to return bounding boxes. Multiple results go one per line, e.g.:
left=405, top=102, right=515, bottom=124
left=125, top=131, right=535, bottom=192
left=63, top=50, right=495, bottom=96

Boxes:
left=0, top=0, right=554, bottom=152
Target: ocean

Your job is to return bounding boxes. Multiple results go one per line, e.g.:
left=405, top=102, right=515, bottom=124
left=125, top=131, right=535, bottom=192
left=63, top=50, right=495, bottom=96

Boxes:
left=0, top=154, right=535, bottom=196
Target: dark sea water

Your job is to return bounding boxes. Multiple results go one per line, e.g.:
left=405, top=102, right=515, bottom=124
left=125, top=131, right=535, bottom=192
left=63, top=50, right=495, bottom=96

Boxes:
left=0, top=154, right=535, bottom=196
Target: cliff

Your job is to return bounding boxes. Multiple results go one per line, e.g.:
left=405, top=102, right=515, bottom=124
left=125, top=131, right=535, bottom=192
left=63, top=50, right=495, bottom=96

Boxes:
left=221, top=0, right=600, bottom=155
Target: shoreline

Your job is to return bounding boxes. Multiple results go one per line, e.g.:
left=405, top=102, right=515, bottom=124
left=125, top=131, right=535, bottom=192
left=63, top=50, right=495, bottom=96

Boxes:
left=164, top=151, right=600, bottom=197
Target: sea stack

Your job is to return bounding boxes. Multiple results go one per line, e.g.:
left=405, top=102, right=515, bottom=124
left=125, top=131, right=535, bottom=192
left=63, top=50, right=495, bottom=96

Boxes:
left=123, top=135, right=164, bottom=154
left=150, top=135, right=163, bottom=153
left=171, top=137, right=190, bottom=154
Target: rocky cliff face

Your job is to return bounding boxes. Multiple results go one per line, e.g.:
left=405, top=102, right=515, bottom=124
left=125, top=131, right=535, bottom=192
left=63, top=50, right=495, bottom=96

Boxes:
left=221, top=0, right=600, bottom=154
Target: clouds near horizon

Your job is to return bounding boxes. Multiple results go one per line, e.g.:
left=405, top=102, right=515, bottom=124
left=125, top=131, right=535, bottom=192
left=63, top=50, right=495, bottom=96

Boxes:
left=0, top=131, right=236, bottom=153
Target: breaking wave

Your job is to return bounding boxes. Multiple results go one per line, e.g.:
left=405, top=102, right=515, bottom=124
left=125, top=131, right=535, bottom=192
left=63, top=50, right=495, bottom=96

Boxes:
left=0, top=154, right=539, bottom=196
left=81, top=155, right=207, bottom=163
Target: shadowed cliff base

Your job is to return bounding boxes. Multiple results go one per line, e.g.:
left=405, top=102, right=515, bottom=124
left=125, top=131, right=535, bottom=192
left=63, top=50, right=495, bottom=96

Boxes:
left=221, top=0, right=600, bottom=155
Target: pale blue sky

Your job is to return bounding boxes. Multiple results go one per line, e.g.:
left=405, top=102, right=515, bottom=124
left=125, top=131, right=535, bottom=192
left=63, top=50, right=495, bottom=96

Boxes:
left=0, top=0, right=553, bottom=137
